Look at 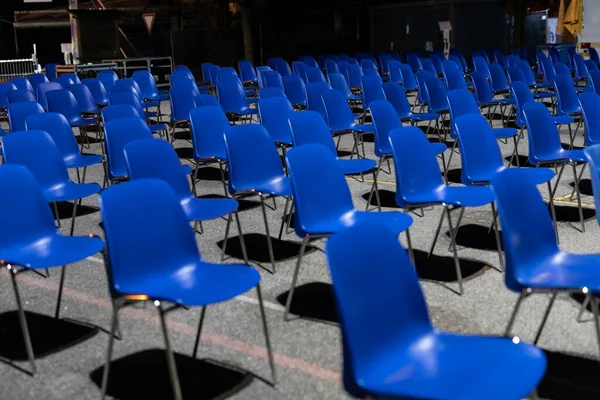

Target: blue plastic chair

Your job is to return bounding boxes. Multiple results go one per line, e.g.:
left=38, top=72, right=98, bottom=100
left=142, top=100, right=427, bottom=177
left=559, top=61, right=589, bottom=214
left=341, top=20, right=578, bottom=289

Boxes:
left=187, top=106, right=232, bottom=196
left=258, top=87, right=285, bottom=99
left=263, top=70, right=284, bottom=90
left=382, top=82, right=439, bottom=125
left=306, top=82, right=331, bottom=121
left=328, top=72, right=361, bottom=103
left=8, top=101, right=44, bottom=132
left=492, top=167, right=600, bottom=353
left=258, top=96, right=294, bottom=149
left=291, top=61, right=309, bottom=83
left=424, top=74, right=449, bottom=115
left=406, top=53, right=422, bottom=72
left=169, top=85, right=197, bottom=134
left=284, top=143, right=412, bottom=318
left=25, top=112, right=104, bottom=175
left=579, top=92, right=600, bottom=146
left=103, top=117, right=154, bottom=183
left=102, top=104, right=141, bottom=122
left=289, top=110, right=376, bottom=177
left=282, top=74, right=308, bottom=109
left=442, top=60, right=469, bottom=91
left=389, top=126, right=499, bottom=293
left=510, top=81, right=573, bottom=130
left=493, top=50, right=508, bottom=70
left=224, top=124, right=293, bottom=273
left=238, top=60, right=258, bottom=85
left=81, top=78, right=109, bottom=107
left=325, top=59, right=339, bottom=75
left=346, top=64, right=363, bottom=89
left=133, top=70, right=169, bottom=102
left=517, top=59, right=553, bottom=91
left=470, top=71, right=513, bottom=124
left=7, top=90, right=36, bottom=104
left=523, top=101, right=587, bottom=232
left=473, top=56, right=490, bottom=79
left=97, top=70, right=119, bottom=92
left=325, top=221, right=546, bottom=400
left=28, top=73, right=49, bottom=91
left=0, top=82, right=17, bottom=110
left=321, top=88, right=373, bottom=140
left=554, top=76, right=582, bottom=116
left=10, top=77, right=34, bottom=93
left=112, top=79, right=160, bottom=112
left=109, top=92, right=167, bottom=137
left=0, top=164, right=104, bottom=375
left=507, top=54, right=521, bottom=67
left=68, top=84, right=101, bottom=115
left=45, top=63, right=58, bottom=81
left=420, top=58, right=437, bottom=78
left=57, top=73, right=81, bottom=87
left=195, top=93, right=221, bottom=108
left=573, top=53, right=590, bottom=81
left=98, top=178, right=275, bottom=399
left=387, top=60, right=402, bottom=84
left=2, top=130, right=101, bottom=235
left=46, top=89, right=97, bottom=128
left=306, top=67, right=326, bottom=84
left=36, top=82, right=63, bottom=111
left=361, top=75, right=386, bottom=107
left=216, top=81, right=258, bottom=121
left=488, top=63, right=510, bottom=94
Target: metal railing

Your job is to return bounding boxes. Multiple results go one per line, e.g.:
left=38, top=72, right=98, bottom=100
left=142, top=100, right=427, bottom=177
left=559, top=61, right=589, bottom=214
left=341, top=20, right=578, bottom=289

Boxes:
left=0, top=58, right=36, bottom=82
left=100, top=57, right=174, bottom=87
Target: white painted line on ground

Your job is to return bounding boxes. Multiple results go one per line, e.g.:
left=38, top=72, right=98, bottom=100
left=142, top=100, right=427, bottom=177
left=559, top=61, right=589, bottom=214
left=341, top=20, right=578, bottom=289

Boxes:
left=85, top=256, right=287, bottom=312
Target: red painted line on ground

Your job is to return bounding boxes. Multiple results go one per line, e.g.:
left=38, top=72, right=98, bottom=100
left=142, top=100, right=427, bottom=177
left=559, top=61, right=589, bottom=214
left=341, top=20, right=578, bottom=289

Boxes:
left=12, top=272, right=341, bottom=383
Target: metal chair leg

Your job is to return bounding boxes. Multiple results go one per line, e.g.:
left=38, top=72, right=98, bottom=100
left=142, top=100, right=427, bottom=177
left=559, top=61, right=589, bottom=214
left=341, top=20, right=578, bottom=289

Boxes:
left=220, top=214, right=233, bottom=261
left=589, top=294, right=600, bottom=358
left=54, top=266, right=67, bottom=319
left=69, top=200, right=78, bottom=236
left=191, top=306, right=207, bottom=358
left=427, top=209, right=446, bottom=258
left=546, top=181, right=560, bottom=245
left=491, top=202, right=505, bottom=272
left=256, top=285, right=277, bottom=385
left=445, top=206, right=464, bottom=295
left=157, top=303, right=183, bottom=400
left=218, top=161, right=229, bottom=198
left=570, top=163, right=586, bottom=232
left=8, top=265, right=36, bottom=375
left=259, top=194, right=277, bottom=274
left=284, top=235, right=310, bottom=321
left=533, top=293, right=557, bottom=345
left=234, top=211, right=249, bottom=264
left=53, top=202, right=61, bottom=228
left=100, top=300, right=120, bottom=399
left=366, top=157, right=383, bottom=211
left=504, top=290, right=528, bottom=337
left=278, top=196, right=291, bottom=240
left=577, top=294, right=591, bottom=322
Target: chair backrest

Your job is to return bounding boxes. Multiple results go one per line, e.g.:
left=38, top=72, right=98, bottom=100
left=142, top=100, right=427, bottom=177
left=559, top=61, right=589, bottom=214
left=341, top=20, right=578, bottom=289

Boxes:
left=388, top=126, right=444, bottom=208
left=81, top=78, right=109, bottom=106
left=420, top=59, right=437, bottom=77
left=103, top=117, right=154, bottom=179
left=578, top=92, right=600, bottom=145
left=573, top=53, right=589, bottom=80
left=584, top=144, right=600, bottom=227
left=406, top=53, right=422, bottom=71
left=200, top=63, right=213, bottom=82
left=507, top=66, right=526, bottom=84
left=325, top=59, right=340, bottom=75
left=258, top=87, right=286, bottom=98
left=493, top=50, right=508, bottom=69
left=554, top=76, right=581, bottom=115
left=224, top=124, right=286, bottom=194
left=507, top=54, right=520, bottom=67
left=99, top=178, right=203, bottom=289
left=28, top=73, right=49, bottom=89
left=510, top=81, right=534, bottom=128
left=369, top=100, right=400, bottom=157
left=216, top=81, right=250, bottom=114
left=442, top=60, right=467, bottom=91
left=68, top=83, right=98, bottom=113
left=46, top=89, right=84, bottom=124
left=238, top=60, right=258, bottom=83
left=424, top=74, right=448, bottom=113
left=415, top=71, right=433, bottom=104
left=286, top=144, right=355, bottom=238
left=263, top=70, right=284, bottom=90
left=170, top=86, right=198, bottom=122
left=102, top=104, right=141, bottom=123
left=430, top=54, right=444, bottom=74
left=382, top=81, right=411, bottom=118
left=109, top=92, right=145, bottom=119
left=2, top=130, right=70, bottom=188
left=306, top=67, right=326, bottom=84
left=10, top=77, right=34, bottom=93
left=328, top=72, right=353, bottom=99
left=195, top=93, right=221, bottom=108
left=325, top=221, right=432, bottom=398
left=540, top=56, right=556, bottom=83
left=291, top=61, right=309, bottom=83
left=473, top=56, right=491, bottom=80
left=447, top=89, right=479, bottom=122
left=98, top=70, right=119, bottom=91
left=346, top=64, right=363, bottom=88
left=25, top=112, right=82, bottom=160
left=516, top=59, right=536, bottom=85
left=300, top=55, right=319, bottom=68
left=7, top=90, right=36, bottom=104
left=553, top=62, right=572, bottom=80
left=0, top=165, right=59, bottom=246
left=258, top=96, right=294, bottom=144
left=454, top=113, right=505, bottom=184
left=0, top=82, right=17, bottom=109
left=398, top=64, right=418, bottom=91
left=306, top=82, right=331, bottom=121
left=189, top=105, right=231, bottom=161
left=490, top=169, right=559, bottom=291
left=282, top=74, right=308, bottom=107
left=590, top=48, right=600, bottom=64
left=361, top=75, right=386, bottom=106
left=8, top=101, right=44, bottom=132
left=125, top=138, right=191, bottom=200
left=133, top=70, right=160, bottom=99
left=489, top=63, right=509, bottom=92
left=470, top=70, right=494, bottom=104
left=289, top=110, right=337, bottom=154
left=36, top=82, right=63, bottom=110
left=387, top=60, right=403, bottom=83
left=522, top=101, right=563, bottom=165
left=321, top=88, right=356, bottom=131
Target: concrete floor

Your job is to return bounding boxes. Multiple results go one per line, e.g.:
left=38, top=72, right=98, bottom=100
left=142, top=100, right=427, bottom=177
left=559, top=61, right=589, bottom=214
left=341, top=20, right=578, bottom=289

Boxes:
left=0, top=99, right=599, bottom=400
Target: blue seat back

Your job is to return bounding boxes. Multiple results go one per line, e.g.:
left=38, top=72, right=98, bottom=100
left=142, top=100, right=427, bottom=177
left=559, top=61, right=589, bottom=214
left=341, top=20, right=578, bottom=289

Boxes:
left=8, top=101, right=44, bottom=132
left=104, top=117, right=154, bottom=179
left=442, top=60, right=467, bottom=91
left=522, top=101, right=563, bottom=165
left=579, top=92, right=600, bottom=145
left=25, top=112, right=82, bottom=160
left=382, top=82, right=411, bottom=118
left=322, top=88, right=356, bottom=131
left=102, top=104, right=141, bottom=122
left=306, top=82, right=331, bottom=121
left=68, top=83, right=98, bottom=113
left=258, top=97, right=294, bottom=144
left=238, top=60, right=258, bottom=83
left=398, top=64, right=418, bottom=91
left=81, top=78, right=109, bottom=106
left=289, top=110, right=337, bottom=154
left=10, top=77, right=34, bottom=93
left=189, top=106, right=230, bottom=161
left=369, top=100, right=400, bottom=157
left=584, top=144, right=600, bottom=227
left=7, top=90, right=36, bottom=104
left=489, top=63, right=509, bottom=92
left=282, top=74, right=307, bottom=107
left=470, top=71, right=494, bottom=104
left=170, top=86, right=197, bottom=122
left=554, top=76, right=581, bottom=115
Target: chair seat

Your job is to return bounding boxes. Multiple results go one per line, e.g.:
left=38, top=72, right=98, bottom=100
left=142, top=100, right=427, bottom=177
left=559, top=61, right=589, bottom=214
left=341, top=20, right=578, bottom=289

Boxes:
left=337, top=158, right=376, bottom=175
left=115, top=261, right=260, bottom=306
left=404, top=112, right=439, bottom=122
left=351, top=123, right=374, bottom=133
left=403, top=185, right=494, bottom=208
left=150, top=124, right=168, bottom=133
left=515, top=251, right=600, bottom=291
left=180, top=197, right=238, bottom=221
left=143, top=101, right=160, bottom=109
left=359, top=331, right=546, bottom=400
left=553, top=115, right=575, bottom=125
left=531, top=82, right=553, bottom=89
left=431, top=143, right=447, bottom=155
left=302, top=209, right=412, bottom=236
left=494, top=127, right=518, bottom=139
left=70, top=117, right=97, bottom=127
left=182, top=165, right=192, bottom=175
left=235, top=176, right=293, bottom=197
left=482, top=98, right=514, bottom=106
left=467, top=166, right=554, bottom=186
left=576, top=87, right=594, bottom=94
left=533, top=92, right=555, bottom=100
left=146, top=94, right=169, bottom=102
left=145, top=111, right=158, bottom=118
left=533, top=148, right=586, bottom=164
left=43, top=181, right=101, bottom=203
left=229, top=107, right=258, bottom=116
left=0, top=234, right=104, bottom=270
left=64, top=154, right=103, bottom=169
